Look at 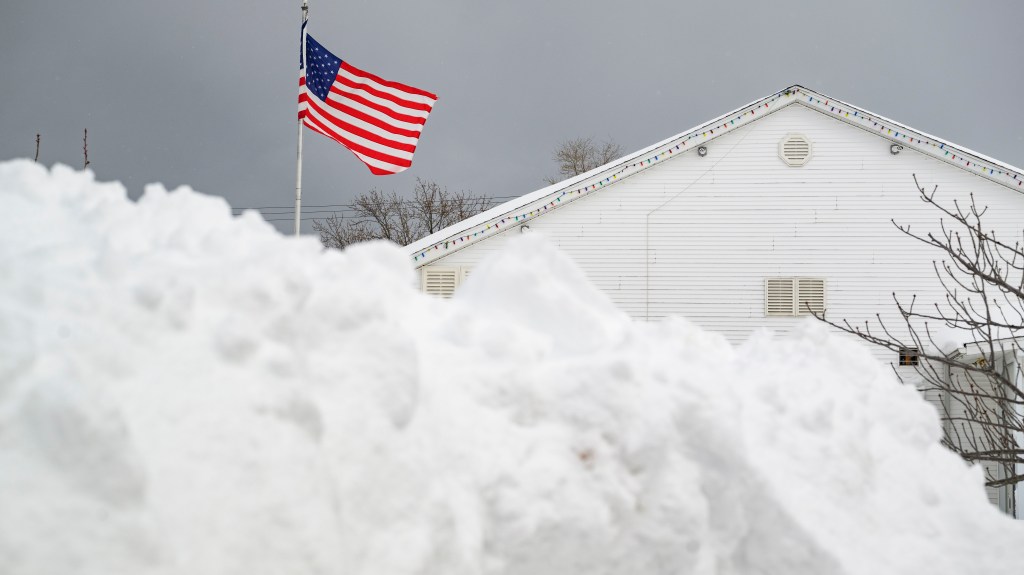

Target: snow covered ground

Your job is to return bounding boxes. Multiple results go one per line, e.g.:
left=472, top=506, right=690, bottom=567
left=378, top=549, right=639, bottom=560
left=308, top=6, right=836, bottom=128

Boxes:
left=1, top=159, right=1022, bottom=574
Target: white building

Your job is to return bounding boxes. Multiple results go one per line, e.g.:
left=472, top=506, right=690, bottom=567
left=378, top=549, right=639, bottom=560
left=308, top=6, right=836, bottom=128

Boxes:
left=407, top=85, right=1024, bottom=515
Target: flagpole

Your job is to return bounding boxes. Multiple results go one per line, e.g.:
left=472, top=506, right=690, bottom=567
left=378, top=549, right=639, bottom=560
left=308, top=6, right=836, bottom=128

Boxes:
left=295, top=0, right=309, bottom=237
left=295, top=117, right=303, bottom=237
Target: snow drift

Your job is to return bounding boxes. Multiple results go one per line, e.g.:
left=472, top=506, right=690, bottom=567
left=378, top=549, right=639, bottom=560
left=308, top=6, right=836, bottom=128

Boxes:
left=0, top=159, right=1021, bottom=575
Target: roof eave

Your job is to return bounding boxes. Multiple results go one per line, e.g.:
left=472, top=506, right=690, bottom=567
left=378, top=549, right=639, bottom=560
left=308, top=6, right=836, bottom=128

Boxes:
left=408, top=85, right=800, bottom=265
left=408, top=85, right=1024, bottom=267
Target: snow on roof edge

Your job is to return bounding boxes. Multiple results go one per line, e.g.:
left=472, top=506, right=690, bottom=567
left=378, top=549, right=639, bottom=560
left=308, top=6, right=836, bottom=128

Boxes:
left=408, top=85, right=1024, bottom=266
left=406, top=86, right=792, bottom=260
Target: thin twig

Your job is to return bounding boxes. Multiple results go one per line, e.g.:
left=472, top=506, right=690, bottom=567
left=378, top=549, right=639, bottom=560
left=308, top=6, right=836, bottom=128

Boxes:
left=83, top=129, right=90, bottom=169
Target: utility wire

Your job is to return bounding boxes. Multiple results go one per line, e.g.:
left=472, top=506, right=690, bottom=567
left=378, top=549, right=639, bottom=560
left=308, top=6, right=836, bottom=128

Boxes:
left=231, top=195, right=520, bottom=212
left=266, top=216, right=343, bottom=222
left=247, top=209, right=364, bottom=216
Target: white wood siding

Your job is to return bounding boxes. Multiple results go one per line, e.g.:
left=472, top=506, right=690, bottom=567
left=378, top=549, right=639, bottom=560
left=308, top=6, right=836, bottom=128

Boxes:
left=421, top=103, right=1024, bottom=369
left=946, top=358, right=1014, bottom=513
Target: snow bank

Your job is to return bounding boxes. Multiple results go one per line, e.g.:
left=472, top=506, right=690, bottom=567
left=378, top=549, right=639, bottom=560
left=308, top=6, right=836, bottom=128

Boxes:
left=0, top=160, right=1021, bottom=575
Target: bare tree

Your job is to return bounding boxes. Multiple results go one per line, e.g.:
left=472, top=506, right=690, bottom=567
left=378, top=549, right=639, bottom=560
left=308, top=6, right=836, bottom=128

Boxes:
left=34, top=134, right=40, bottom=162
left=816, top=175, right=1023, bottom=504
left=544, top=137, right=622, bottom=184
left=312, top=178, right=494, bottom=249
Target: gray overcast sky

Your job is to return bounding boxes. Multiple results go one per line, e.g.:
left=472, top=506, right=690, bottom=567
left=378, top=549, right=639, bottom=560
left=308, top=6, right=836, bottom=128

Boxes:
left=2, top=1, right=1022, bottom=235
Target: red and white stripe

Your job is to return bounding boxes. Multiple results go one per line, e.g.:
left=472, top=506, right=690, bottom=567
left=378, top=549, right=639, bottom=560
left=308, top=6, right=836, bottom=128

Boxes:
left=299, top=61, right=437, bottom=175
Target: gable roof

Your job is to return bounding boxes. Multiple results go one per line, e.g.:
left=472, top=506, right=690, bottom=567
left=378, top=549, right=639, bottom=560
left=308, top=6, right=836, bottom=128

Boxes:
left=408, top=85, right=1024, bottom=267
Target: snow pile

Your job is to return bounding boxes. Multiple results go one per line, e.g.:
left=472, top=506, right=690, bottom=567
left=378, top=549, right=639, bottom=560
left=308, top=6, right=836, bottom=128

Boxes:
left=0, top=159, right=1021, bottom=575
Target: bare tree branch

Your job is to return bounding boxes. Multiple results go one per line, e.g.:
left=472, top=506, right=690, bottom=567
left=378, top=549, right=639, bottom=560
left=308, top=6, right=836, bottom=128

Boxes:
left=815, top=175, right=1023, bottom=506
left=311, top=178, right=494, bottom=250
left=544, top=137, right=622, bottom=184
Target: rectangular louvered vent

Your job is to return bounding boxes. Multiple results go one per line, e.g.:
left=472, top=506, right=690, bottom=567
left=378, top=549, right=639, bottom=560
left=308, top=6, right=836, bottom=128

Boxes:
left=796, top=278, right=825, bottom=315
left=765, top=277, right=826, bottom=316
left=765, top=278, right=795, bottom=316
left=422, top=268, right=459, bottom=298
left=421, top=266, right=472, bottom=298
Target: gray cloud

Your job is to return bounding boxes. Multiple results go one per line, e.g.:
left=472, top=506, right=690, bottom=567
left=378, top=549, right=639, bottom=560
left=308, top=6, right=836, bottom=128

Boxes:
left=3, top=0, right=1022, bottom=234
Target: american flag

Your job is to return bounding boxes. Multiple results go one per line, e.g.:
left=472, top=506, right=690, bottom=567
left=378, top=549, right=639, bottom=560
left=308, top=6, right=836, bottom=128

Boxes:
left=298, top=29, right=437, bottom=175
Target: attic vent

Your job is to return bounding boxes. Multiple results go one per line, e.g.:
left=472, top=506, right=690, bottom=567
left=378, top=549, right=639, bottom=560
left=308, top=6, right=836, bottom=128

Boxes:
left=797, top=278, right=825, bottom=315
left=765, top=278, right=826, bottom=316
left=765, top=278, right=795, bottom=316
left=421, top=266, right=471, bottom=298
left=779, top=134, right=812, bottom=167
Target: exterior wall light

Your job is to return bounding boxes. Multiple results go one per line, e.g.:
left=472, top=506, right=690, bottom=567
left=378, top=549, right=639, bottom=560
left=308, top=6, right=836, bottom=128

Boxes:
left=890, top=144, right=903, bottom=155
left=697, top=146, right=708, bottom=157
left=520, top=225, right=530, bottom=234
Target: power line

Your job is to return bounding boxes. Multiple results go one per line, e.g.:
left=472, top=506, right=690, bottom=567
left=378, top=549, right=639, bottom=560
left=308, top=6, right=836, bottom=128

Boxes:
left=265, top=217, right=340, bottom=222
left=249, top=209, right=362, bottom=216
left=233, top=202, right=357, bottom=211
left=231, top=194, right=521, bottom=212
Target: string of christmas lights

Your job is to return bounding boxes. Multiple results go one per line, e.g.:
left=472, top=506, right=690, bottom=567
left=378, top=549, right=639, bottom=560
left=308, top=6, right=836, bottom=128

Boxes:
left=413, top=87, right=1023, bottom=264
left=794, top=88, right=1022, bottom=187
left=413, top=92, right=789, bottom=261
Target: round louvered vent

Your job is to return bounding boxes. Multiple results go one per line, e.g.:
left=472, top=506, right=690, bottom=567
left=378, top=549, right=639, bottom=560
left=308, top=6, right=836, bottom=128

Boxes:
left=779, top=134, right=812, bottom=166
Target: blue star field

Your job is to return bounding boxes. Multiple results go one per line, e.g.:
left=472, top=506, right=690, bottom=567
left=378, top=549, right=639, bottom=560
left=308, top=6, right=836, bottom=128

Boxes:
left=303, top=34, right=342, bottom=102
